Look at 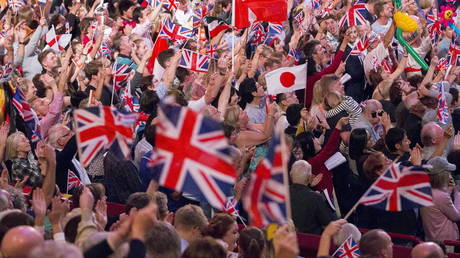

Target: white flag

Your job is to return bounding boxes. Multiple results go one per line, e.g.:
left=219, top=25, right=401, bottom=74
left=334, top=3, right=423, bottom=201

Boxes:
left=265, top=63, right=307, bottom=95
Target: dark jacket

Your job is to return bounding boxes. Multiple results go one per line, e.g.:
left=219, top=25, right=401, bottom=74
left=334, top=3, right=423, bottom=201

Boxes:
left=289, top=183, right=336, bottom=234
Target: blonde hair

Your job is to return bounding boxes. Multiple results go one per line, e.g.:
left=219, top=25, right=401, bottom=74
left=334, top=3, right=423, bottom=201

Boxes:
left=15, top=7, right=34, bottom=25
left=224, top=106, right=241, bottom=129
left=324, top=91, right=342, bottom=111
left=5, top=132, right=26, bottom=160
left=312, top=75, right=339, bottom=106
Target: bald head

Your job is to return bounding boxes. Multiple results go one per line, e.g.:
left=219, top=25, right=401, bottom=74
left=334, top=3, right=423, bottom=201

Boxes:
left=1, top=226, right=44, bottom=258
left=359, top=229, right=393, bottom=258
left=411, top=242, right=444, bottom=258
left=421, top=122, right=443, bottom=147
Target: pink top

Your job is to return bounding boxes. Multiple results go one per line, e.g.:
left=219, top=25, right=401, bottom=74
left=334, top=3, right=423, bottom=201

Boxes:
left=420, top=188, right=460, bottom=242
left=39, top=92, right=63, bottom=139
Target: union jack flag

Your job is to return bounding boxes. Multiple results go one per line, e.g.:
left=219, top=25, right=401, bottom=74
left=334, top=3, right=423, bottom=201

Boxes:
left=437, top=82, right=449, bottom=124
left=294, top=11, right=304, bottom=26
left=288, top=48, right=301, bottom=64
left=243, top=132, right=287, bottom=227
left=162, top=0, right=179, bottom=12
left=268, top=22, right=283, bottom=35
left=100, top=42, right=111, bottom=58
left=312, top=0, right=320, bottom=9
left=74, top=106, right=138, bottom=167
left=224, top=196, right=240, bottom=217
left=427, top=10, right=441, bottom=43
left=339, top=3, right=371, bottom=28
left=159, top=19, right=195, bottom=41
left=149, top=104, right=236, bottom=210
left=359, top=163, right=433, bottom=212
left=120, top=84, right=140, bottom=113
left=205, top=44, right=218, bottom=59
left=67, top=170, right=82, bottom=193
left=112, top=63, right=132, bottom=92
left=320, top=3, right=333, bottom=18
left=179, top=49, right=209, bottom=73
left=193, top=4, right=210, bottom=27
left=148, top=0, right=161, bottom=7
left=332, top=236, right=360, bottom=258
left=8, top=0, right=25, bottom=12
left=249, top=22, right=266, bottom=46
left=436, top=57, right=449, bottom=71
left=12, top=87, right=41, bottom=142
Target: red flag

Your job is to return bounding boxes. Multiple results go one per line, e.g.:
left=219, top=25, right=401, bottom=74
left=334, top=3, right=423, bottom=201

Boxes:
left=146, top=37, right=169, bottom=75
left=233, top=0, right=287, bottom=29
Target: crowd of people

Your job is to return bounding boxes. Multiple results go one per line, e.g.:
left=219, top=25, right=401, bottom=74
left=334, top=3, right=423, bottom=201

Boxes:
left=0, top=0, right=459, bottom=256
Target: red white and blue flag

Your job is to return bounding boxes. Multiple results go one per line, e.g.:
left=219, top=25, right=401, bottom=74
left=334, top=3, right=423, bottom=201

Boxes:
left=332, top=236, right=360, bottom=258
left=12, top=87, right=41, bottom=142
left=149, top=104, right=236, bottom=210
left=120, top=84, right=140, bottom=113
left=339, top=3, right=371, bottom=28
left=179, top=49, right=209, bottom=73
left=162, top=0, right=179, bottom=12
left=427, top=10, right=441, bottom=43
left=192, top=4, right=211, bottom=27
left=67, top=170, right=82, bottom=192
left=359, top=163, right=433, bottom=211
left=74, top=106, right=138, bottom=167
left=243, top=132, right=287, bottom=226
left=437, top=82, right=450, bottom=124
left=448, top=39, right=460, bottom=66
left=112, top=63, right=132, bottom=92
left=224, top=196, right=240, bottom=217
left=268, top=22, right=283, bottom=35
left=205, top=44, right=218, bottom=58
left=159, top=19, right=195, bottom=41
left=436, top=57, right=448, bottom=71
left=249, top=22, right=266, bottom=46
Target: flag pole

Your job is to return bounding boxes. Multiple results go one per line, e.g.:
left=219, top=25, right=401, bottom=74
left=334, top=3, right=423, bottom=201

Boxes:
left=281, top=131, right=292, bottom=222
left=110, top=58, right=116, bottom=106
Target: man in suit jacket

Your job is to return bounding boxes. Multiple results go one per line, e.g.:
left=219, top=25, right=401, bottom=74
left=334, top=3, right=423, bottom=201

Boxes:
left=47, top=124, right=91, bottom=193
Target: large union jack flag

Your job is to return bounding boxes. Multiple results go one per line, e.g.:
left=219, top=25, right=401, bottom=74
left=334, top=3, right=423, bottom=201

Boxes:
left=339, top=3, right=371, bottom=28
left=332, top=236, right=360, bottom=258
left=149, top=104, right=236, bottom=210
left=159, top=19, right=195, bottom=41
left=74, top=106, right=138, bottom=167
left=360, top=163, right=433, bottom=211
left=243, top=132, right=287, bottom=227
left=179, top=49, right=209, bottom=73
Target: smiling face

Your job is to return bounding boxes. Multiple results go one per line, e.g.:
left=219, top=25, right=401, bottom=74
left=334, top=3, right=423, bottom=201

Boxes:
left=346, top=26, right=359, bottom=43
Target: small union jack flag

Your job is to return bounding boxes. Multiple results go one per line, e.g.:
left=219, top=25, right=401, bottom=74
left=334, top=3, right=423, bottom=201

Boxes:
left=112, top=63, right=132, bottom=92
left=320, top=3, right=333, bottom=18
left=149, top=104, right=236, bottom=210
left=12, top=87, right=41, bottom=142
left=67, top=170, right=82, bottom=193
left=148, top=0, right=161, bottom=7
left=427, top=10, right=441, bottom=41
left=159, top=19, right=195, bottom=41
left=224, top=196, right=240, bottom=217
left=243, top=131, right=287, bottom=227
left=332, top=236, right=360, bottom=258
left=120, top=84, right=140, bottom=113
left=205, top=44, right=218, bottom=59
left=192, top=4, right=210, bottom=28
left=74, top=106, right=138, bottom=167
left=100, top=42, right=111, bottom=58
left=288, top=48, right=301, bottom=64
left=437, top=82, right=450, bottom=124
left=339, top=3, right=371, bottom=28
left=359, top=163, right=433, bottom=211
left=179, top=49, right=209, bottom=73
left=312, top=0, right=320, bottom=9
left=268, top=22, right=283, bottom=35
left=162, top=0, right=179, bottom=12
left=436, top=57, right=449, bottom=71
left=8, top=0, right=25, bottom=12
left=294, top=11, right=305, bottom=26
left=249, top=22, right=266, bottom=46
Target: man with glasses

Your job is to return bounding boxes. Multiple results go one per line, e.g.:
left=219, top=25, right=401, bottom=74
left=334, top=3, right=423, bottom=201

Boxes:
left=353, top=99, right=388, bottom=143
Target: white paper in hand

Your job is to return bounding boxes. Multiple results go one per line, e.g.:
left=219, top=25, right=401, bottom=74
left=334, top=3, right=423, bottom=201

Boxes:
left=324, top=152, right=347, bottom=170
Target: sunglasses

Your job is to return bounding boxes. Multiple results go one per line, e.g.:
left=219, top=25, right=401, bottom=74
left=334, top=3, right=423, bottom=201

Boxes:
left=371, top=111, right=384, bottom=118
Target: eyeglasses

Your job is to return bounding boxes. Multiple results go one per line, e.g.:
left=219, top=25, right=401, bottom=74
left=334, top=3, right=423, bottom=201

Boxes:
left=371, top=111, right=384, bottom=118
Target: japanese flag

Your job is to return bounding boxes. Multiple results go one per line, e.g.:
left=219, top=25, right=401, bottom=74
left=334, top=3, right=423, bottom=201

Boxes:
left=265, top=64, right=307, bottom=95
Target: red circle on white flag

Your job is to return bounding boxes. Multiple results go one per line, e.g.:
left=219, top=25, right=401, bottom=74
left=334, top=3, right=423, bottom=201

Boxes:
left=280, top=72, right=296, bottom=87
